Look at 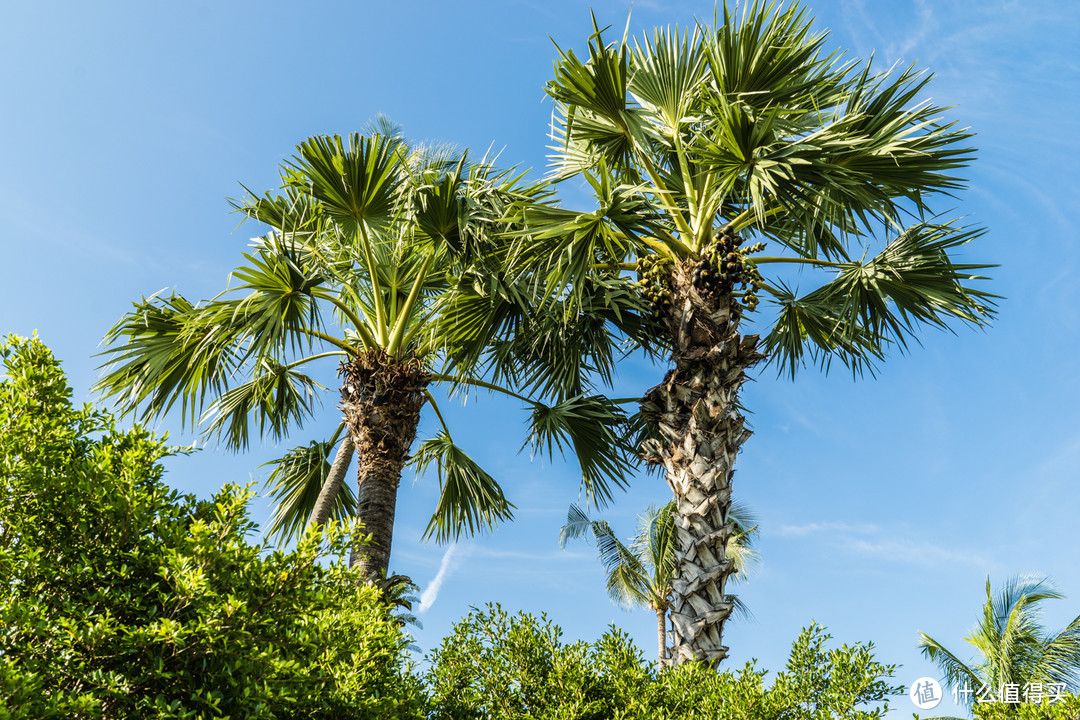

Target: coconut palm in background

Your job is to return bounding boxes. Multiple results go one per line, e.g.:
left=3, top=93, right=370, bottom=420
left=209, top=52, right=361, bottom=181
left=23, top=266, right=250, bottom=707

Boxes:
left=507, top=1, right=996, bottom=665
left=96, top=123, right=638, bottom=583
left=560, top=500, right=759, bottom=666
left=918, top=575, right=1080, bottom=709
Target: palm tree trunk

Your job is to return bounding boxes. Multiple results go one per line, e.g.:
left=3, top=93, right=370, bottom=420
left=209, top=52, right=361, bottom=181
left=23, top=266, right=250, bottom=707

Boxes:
left=339, top=351, right=428, bottom=583
left=656, top=606, right=669, bottom=668
left=641, top=260, right=764, bottom=667
left=306, top=432, right=355, bottom=528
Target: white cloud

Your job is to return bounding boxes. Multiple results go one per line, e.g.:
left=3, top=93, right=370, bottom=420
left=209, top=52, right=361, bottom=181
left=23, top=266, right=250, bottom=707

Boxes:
left=847, top=537, right=992, bottom=570
left=775, top=521, right=879, bottom=537
left=776, top=519, right=993, bottom=571
left=472, top=546, right=593, bottom=562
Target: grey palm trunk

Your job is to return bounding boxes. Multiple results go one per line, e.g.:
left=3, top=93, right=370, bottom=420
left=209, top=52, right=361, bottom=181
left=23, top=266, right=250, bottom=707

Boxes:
left=325, top=351, right=429, bottom=582
left=641, top=260, right=764, bottom=667
left=307, top=433, right=356, bottom=529
left=656, top=605, right=669, bottom=668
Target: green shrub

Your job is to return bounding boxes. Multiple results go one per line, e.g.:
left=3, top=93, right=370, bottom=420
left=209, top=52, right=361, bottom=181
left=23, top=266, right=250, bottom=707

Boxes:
left=971, top=694, right=1080, bottom=720
left=0, top=334, right=912, bottom=719
left=425, top=604, right=901, bottom=720
left=0, top=335, right=424, bottom=719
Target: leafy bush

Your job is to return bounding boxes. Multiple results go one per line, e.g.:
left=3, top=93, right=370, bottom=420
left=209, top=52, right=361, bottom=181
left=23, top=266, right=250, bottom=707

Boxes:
left=0, top=334, right=912, bottom=719
left=972, top=694, right=1080, bottom=720
left=425, top=604, right=901, bottom=719
left=0, top=335, right=423, bottom=719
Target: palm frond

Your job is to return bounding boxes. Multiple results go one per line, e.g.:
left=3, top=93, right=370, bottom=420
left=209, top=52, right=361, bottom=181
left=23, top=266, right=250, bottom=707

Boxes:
left=414, top=432, right=515, bottom=544
left=559, top=503, right=595, bottom=547
left=1037, top=615, right=1080, bottom=689
left=918, top=631, right=983, bottom=706
left=410, top=155, right=468, bottom=255
left=635, top=501, right=677, bottom=580
left=95, top=293, right=243, bottom=426
left=705, top=0, right=843, bottom=112
left=288, top=132, right=403, bottom=234
left=362, top=114, right=406, bottom=143
left=919, top=575, right=1080, bottom=705
left=761, top=279, right=886, bottom=379
left=201, top=357, right=323, bottom=450
left=526, top=395, right=634, bottom=508
left=725, top=593, right=755, bottom=623
left=226, top=234, right=328, bottom=357
left=546, top=16, right=638, bottom=174
left=560, top=504, right=653, bottom=609
left=806, top=223, right=997, bottom=351
left=263, top=433, right=357, bottom=544
left=629, top=24, right=707, bottom=134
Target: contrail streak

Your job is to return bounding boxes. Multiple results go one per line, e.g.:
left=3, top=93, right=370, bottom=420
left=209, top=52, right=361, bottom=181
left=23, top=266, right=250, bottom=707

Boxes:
left=419, top=543, right=462, bottom=613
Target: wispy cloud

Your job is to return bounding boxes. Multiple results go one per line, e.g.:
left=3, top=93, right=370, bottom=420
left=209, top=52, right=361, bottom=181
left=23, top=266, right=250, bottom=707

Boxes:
left=776, top=521, right=879, bottom=537
left=419, top=543, right=466, bottom=613
left=776, top=520, right=993, bottom=570
left=472, top=546, right=594, bottom=562
left=847, top=537, right=991, bottom=570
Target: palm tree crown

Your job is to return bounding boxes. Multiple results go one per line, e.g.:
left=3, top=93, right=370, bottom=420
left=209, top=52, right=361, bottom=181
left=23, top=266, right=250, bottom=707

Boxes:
left=509, top=0, right=996, bottom=665
left=96, top=122, right=636, bottom=582
left=918, top=575, right=1080, bottom=708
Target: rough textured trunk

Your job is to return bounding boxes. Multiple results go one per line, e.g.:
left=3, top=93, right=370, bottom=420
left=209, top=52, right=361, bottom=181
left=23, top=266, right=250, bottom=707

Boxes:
left=641, top=255, right=765, bottom=668
left=306, top=432, right=355, bottom=528
left=338, top=350, right=428, bottom=583
left=656, top=606, right=669, bottom=668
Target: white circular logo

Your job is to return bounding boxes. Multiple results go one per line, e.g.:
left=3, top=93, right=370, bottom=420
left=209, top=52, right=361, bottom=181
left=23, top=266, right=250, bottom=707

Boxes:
left=910, top=677, right=943, bottom=710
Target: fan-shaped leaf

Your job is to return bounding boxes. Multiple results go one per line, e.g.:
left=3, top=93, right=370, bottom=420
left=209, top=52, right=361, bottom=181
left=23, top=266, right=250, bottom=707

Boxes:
left=414, top=432, right=515, bottom=544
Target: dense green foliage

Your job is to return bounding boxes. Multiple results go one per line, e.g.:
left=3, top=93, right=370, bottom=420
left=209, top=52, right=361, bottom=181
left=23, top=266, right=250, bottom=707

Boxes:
left=972, top=694, right=1080, bottom=720
left=425, top=604, right=901, bottom=719
left=22, top=335, right=1068, bottom=719
left=0, top=335, right=423, bottom=719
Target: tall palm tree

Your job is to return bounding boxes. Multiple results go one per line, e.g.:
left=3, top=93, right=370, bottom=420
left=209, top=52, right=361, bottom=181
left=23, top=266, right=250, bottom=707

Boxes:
left=96, top=124, right=636, bottom=583
left=507, top=1, right=996, bottom=665
left=918, top=575, right=1080, bottom=709
left=560, top=500, right=759, bottom=666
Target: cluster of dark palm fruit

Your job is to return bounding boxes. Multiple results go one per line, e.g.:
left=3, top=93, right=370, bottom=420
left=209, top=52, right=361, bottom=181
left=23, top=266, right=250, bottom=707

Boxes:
left=634, top=254, right=674, bottom=319
left=692, top=226, right=766, bottom=312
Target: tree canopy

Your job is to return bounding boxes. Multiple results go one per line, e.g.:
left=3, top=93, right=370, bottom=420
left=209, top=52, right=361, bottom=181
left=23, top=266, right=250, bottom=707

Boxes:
left=0, top=334, right=423, bottom=718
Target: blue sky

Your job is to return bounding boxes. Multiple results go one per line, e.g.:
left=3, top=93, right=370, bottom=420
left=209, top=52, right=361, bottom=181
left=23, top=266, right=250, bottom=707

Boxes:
left=3, top=1, right=1079, bottom=716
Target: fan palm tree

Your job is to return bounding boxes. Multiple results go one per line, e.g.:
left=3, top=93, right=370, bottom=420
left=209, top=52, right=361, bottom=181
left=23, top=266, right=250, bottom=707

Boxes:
left=918, top=575, right=1080, bottom=709
left=560, top=500, right=759, bottom=666
left=96, top=123, right=636, bottom=583
left=506, top=1, right=996, bottom=665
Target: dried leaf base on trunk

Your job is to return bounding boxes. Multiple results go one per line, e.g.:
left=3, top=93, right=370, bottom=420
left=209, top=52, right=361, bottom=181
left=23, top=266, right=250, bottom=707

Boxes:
left=641, top=261, right=764, bottom=667
left=339, top=350, right=428, bottom=583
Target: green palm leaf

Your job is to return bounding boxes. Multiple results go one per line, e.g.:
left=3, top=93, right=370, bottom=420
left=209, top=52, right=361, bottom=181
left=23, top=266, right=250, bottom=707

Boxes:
left=795, top=223, right=996, bottom=356
left=289, top=132, right=403, bottom=234
left=526, top=395, right=634, bottom=508
left=226, top=236, right=327, bottom=357
left=96, top=293, right=243, bottom=427
left=201, top=357, right=323, bottom=450
left=263, top=433, right=358, bottom=544
left=762, top=280, right=885, bottom=378
left=560, top=504, right=654, bottom=609
left=919, top=575, right=1080, bottom=707
left=414, top=432, right=515, bottom=544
